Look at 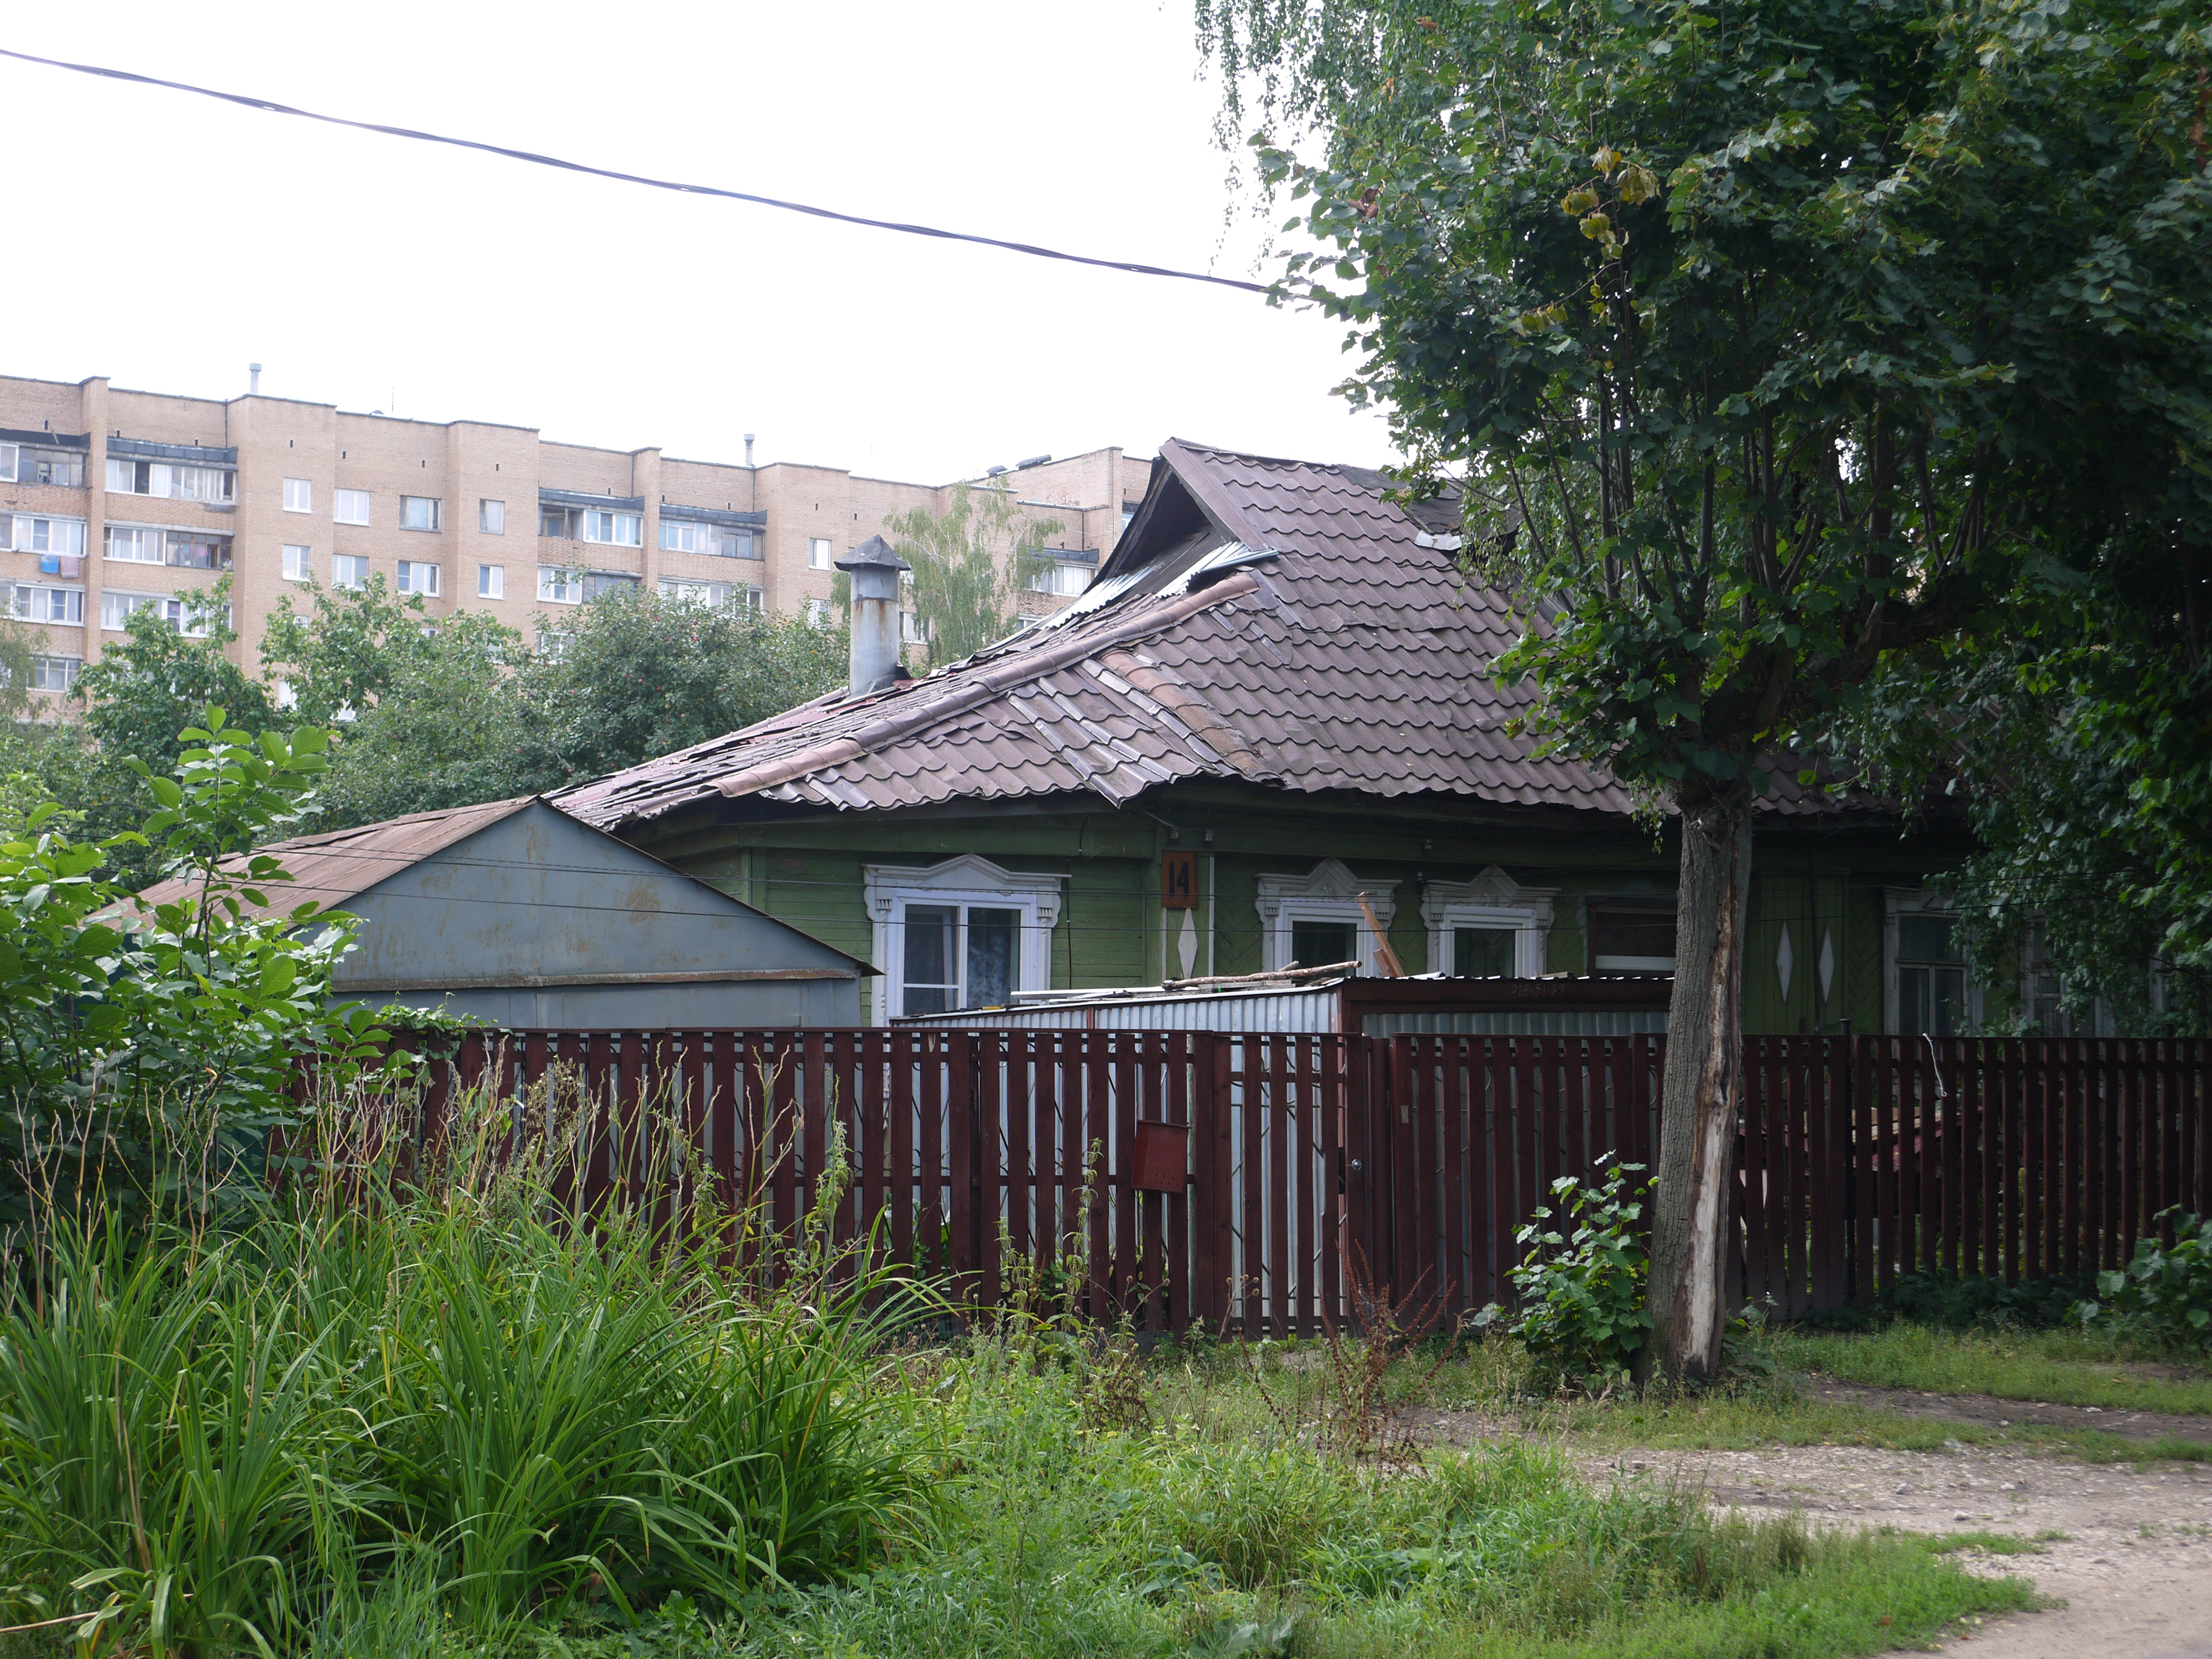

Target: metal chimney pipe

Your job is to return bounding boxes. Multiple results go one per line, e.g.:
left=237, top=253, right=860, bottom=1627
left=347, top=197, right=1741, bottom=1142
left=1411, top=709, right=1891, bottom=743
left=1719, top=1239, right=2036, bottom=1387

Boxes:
left=743, top=432, right=755, bottom=467
left=248, top=362, right=262, bottom=394
left=834, top=535, right=911, bottom=696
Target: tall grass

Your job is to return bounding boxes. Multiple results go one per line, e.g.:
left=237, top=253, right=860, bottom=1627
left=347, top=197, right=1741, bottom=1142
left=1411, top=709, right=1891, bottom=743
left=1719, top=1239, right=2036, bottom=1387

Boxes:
left=0, top=1063, right=941, bottom=1655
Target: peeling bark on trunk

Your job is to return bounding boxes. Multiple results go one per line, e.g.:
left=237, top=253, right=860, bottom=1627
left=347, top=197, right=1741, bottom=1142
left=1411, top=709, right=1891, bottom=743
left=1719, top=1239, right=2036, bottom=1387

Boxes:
left=1639, top=796, right=1755, bottom=1383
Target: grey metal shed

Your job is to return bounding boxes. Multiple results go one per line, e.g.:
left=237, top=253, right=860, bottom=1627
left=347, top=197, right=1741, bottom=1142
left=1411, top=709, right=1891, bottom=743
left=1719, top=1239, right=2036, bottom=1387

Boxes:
left=133, top=797, right=873, bottom=1027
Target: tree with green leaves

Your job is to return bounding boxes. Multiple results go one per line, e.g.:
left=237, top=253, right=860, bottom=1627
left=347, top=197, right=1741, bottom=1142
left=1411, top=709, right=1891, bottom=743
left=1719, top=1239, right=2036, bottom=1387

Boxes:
left=0, top=709, right=385, bottom=1225
left=877, top=483, right=1063, bottom=667
left=1198, top=0, right=2210, bottom=1376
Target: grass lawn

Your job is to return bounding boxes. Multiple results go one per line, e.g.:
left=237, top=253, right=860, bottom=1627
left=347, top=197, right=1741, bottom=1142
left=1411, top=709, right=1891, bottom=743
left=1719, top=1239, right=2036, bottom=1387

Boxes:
left=1768, top=1323, right=2212, bottom=1417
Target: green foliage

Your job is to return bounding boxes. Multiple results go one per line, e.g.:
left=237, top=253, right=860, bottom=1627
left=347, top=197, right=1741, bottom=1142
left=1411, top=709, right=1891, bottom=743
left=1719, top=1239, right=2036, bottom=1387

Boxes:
left=880, top=483, right=1062, bottom=669
left=510, top=584, right=849, bottom=786
left=2076, top=1207, right=2212, bottom=1349
left=1483, top=1159, right=1654, bottom=1377
left=0, top=709, right=377, bottom=1225
left=0, top=1080, right=938, bottom=1653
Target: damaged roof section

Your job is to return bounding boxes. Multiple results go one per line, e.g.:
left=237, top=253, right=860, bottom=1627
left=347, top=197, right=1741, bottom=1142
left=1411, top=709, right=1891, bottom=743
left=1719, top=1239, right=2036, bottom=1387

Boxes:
left=557, top=439, right=1837, bottom=832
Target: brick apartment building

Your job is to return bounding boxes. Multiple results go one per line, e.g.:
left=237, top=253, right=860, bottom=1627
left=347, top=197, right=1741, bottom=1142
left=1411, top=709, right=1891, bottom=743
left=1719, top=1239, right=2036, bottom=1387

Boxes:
left=0, top=371, right=1148, bottom=698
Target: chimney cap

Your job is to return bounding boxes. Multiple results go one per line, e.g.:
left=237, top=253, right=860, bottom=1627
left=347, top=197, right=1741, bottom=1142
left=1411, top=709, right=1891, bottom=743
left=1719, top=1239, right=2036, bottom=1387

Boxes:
left=833, top=534, right=911, bottom=575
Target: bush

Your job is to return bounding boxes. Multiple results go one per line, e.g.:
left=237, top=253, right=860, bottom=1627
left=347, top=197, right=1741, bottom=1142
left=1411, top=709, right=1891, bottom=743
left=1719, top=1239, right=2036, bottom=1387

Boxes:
left=2075, top=1207, right=2212, bottom=1348
left=0, top=1076, right=942, bottom=1651
left=1478, top=1157, right=1653, bottom=1378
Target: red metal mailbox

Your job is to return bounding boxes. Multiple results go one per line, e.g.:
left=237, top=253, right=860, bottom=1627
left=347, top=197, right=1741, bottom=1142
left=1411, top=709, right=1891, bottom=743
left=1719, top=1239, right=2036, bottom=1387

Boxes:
left=1131, top=1118, right=1190, bottom=1193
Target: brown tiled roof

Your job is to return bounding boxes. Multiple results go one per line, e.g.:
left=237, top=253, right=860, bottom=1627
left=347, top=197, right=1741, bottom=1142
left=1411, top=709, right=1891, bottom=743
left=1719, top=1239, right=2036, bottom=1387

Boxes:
left=131, top=796, right=536, bottom=920
left=558, top=440, right=1834, bottom=830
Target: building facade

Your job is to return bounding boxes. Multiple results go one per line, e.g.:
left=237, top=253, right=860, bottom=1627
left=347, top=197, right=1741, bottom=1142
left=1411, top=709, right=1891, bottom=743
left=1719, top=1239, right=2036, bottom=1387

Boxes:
left=559, top=440, right=1979, bottom=1037
left=0, top=372, right=1149, bottom=696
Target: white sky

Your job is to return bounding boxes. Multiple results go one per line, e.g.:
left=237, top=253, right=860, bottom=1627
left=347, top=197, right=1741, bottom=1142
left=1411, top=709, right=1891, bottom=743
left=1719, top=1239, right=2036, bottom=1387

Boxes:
left=3, top=1, right=1393, bottom=485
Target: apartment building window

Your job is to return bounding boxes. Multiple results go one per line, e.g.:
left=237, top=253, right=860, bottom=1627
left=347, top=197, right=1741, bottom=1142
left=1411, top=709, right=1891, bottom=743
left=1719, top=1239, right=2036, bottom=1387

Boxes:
left=479, top=499, right=505, bottom=534
left=101, top=592, right=226, bottom=638
left=8, top=585, right=85, bottom=624
left=30, top=656, right=80, bottom=692
left=659, top=519, right=763, bottom=559
left=397, top=560, right=440, bottom=596
left=1, top=444, right=87, bottom=488
left=805, top=597, right=831, bottom=627
left=658, top=577, right=760, bottom=609
left=104, top=526, right=230, bottom=570
left=808, top=537, right=832, bottom=570
left=6, top=515, right=87, bottom=557
left=478, top=563, right=504, bottom=599
left=106, top=459, right=234, bottom=502
left=283, top=478, right=314, bottom=513
left=399, top=496, right=441, bottom=532
left=538, top=566, right=581, bottom=604
left=535, top=630, right=570, bottom=659
left=581, top=509, right=640, bottom=546
left=334, top=489, right=372, bottom=526
left=332, top=555, right=368, bottom=590
left=900, top=609, right=926, bottom=644
left=283, top=545, right=313, bottom=582
left=1024, top=559, right=1090, bottom=597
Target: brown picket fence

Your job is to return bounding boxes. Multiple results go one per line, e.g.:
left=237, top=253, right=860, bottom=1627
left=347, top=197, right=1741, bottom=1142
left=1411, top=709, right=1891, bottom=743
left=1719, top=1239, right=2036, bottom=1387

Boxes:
left=390, top=1027, right=2210, bottom=1334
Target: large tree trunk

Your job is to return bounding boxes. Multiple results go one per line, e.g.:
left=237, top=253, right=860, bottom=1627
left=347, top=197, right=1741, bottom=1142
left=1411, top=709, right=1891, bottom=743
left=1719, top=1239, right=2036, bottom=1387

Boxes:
left=1639, top=795, right=1755, bottom=1383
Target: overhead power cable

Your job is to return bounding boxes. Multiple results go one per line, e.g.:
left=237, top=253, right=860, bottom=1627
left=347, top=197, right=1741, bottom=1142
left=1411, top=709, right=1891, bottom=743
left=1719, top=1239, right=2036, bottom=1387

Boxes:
left=0, top=46, right=1275, bottom=297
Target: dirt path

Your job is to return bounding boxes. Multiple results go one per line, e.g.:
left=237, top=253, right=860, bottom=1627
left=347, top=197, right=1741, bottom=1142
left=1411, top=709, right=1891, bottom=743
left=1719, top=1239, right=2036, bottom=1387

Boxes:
left=1575, top=1442, right=2212, bottom=1657
left=1801, top=1378, right=2212, bottom=1446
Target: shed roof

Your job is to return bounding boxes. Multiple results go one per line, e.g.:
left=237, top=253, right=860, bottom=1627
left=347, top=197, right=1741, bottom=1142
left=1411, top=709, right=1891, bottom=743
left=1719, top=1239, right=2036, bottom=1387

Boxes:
left=127, top=797, right=873, bottom=975
left=558, top=439, right=1842, bottom=831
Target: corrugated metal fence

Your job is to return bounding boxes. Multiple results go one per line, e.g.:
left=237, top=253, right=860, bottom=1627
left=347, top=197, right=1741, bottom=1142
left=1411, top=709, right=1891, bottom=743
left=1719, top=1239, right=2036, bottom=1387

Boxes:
left=397, top=1029, right=2210, bottom=1334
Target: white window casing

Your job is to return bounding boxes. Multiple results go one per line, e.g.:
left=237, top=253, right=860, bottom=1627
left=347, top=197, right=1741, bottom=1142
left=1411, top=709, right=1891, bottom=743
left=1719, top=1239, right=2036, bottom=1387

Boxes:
left=283, top=544, right=312, bottom=582
left=333, top=489, right=372, bottom=526
left=397, top=560, right=440, bottom=596
left=331, top=554, right=369, bottom=590
left=863, top=854, right=1065, bottom=1025
left=1420, top=867, right=1558, bottom=977
left=399, top=495, right=441, bottom=533
left=8, top=515, right=88, bottom=557
left=537, top=566, right=582, bottom=604
left=479, top=563, right=504, bottom=598
left=283, top=478, right=313, bottom=513
left=479, top=499, right=505, bottom=534
left=808, top=536, right=832, bottom=570
left=1254, top=859, right=1396, bottom=974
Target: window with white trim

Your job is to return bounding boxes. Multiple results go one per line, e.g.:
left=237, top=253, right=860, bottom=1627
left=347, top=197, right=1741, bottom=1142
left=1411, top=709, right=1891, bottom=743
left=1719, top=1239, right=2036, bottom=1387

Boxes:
left=538, top=566, right=581, bottom=604
left=1421, top=868, right=1558, bottom=977
left=4, top=444, right=82, bottom=487
left=283, top=477, right=313, bottom=513
left=8, top=585, right=84, bottom=624
left=581, top=508, right=639, bottom=546
left=106, top=459, right=234, bottom=502
left=478, top=563, right=504, bottom=598
left=1254, top=859, right=1396, bottom=974
left=30, top=655, right=80, bottom=692
left=863, top=854, right=1065, bottom=1024
left=1024, top=559, right=1090, bottom=596
left=478, top=498, right=504, bottom=534
left=805, top=597, right=831, bottom=627
left=101, top=592, right=226, bottom=638
left=535, top=629, right=570, bottom=659
left=399, top=495, right=441, bottom=532
left=397, top=560, right=440, bottom=596
left=331, top=554, right=368, bottom=590
left=808, top=536, right=832, bottom=570
left=283, top=544, right=312, bottom=582
left=6, top=515, right=87, bottom=557
left=333, top=489, right=372, bottom=525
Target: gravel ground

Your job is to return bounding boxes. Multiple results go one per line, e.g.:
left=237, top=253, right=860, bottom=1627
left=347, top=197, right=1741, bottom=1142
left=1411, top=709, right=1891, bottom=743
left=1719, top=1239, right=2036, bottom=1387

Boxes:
left=1578, top=1441, right=2212, bottom=1658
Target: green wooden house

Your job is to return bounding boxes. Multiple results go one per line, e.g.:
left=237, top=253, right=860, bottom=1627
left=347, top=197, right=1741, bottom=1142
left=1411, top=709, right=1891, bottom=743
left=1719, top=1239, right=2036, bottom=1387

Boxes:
left=560, top=441, right=1973, bottom=1035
